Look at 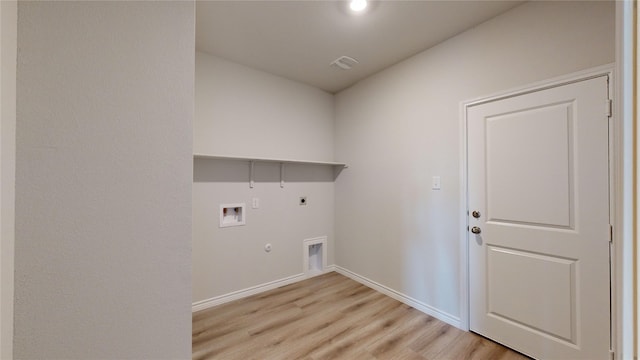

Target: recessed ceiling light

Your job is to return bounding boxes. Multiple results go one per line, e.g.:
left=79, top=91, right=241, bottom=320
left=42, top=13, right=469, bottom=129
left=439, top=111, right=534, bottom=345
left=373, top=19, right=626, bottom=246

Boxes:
left=349, top=0, right=367, bottom=12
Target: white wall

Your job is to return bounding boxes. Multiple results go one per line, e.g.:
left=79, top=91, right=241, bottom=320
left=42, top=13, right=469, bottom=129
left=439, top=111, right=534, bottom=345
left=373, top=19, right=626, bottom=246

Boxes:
left=193, top=52, right=336, bottom=305
left=0, top=1, right=16, bottom=358
left=195, top=52, right=334, bottom=161
left=193, top=160, right=335, bottom=303
left=13, top=2, right=194, bottom=359
left=334, top=1, right=615, bottom=322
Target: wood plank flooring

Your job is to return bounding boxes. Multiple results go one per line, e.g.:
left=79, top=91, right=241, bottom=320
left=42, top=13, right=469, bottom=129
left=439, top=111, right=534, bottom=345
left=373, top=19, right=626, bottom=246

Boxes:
left=193, top=272, right=530, bottom=360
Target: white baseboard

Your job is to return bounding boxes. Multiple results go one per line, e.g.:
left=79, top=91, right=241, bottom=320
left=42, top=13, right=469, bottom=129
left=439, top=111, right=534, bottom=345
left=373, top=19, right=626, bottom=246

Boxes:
left=325, top=264, right=337, bottom=272
left=193, top=264, right=462, bottom=331
left=192, top=273, right=306, bottom=312
left=333, top=265, right=462, bottom=329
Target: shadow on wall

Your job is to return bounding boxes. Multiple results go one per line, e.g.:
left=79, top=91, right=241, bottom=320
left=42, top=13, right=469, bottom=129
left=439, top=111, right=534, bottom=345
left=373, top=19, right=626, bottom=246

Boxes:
left=194, top=159, right=340, bottom=183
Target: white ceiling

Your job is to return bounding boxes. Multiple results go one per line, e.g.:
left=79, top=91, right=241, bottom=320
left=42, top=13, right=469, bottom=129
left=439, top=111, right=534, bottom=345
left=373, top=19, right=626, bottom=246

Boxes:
left=196, top=1, right=524, bottom=93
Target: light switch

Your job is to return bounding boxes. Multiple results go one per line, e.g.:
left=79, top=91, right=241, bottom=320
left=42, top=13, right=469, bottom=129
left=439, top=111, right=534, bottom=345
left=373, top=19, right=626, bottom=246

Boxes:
left=252, top=198, right=260, bottom=209
left=432, top=176, right=441, bottom=190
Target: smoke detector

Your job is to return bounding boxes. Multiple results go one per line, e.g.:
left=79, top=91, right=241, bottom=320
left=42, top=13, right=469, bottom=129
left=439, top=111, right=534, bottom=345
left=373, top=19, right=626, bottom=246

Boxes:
left=330, top=56, right=359, bottom=70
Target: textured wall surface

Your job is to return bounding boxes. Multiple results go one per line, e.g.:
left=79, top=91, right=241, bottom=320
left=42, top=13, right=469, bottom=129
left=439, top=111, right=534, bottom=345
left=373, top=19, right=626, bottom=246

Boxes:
left=14, top=2, right=194, bottom=358
left=1, top=1, right=17, bottom=358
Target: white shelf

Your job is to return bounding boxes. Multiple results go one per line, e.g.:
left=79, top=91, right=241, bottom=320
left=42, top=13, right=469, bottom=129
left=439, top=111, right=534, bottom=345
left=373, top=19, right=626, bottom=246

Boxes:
left=194, top=153, right=347, bottom=189
left=193, top=154, right=348, bottom=168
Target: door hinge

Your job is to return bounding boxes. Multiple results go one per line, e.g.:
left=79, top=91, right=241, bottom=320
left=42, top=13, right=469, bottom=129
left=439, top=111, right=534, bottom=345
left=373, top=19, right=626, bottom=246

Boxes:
left=606, top=99, right=612, bottom=117
left=609, top=224, right=613, bottom=243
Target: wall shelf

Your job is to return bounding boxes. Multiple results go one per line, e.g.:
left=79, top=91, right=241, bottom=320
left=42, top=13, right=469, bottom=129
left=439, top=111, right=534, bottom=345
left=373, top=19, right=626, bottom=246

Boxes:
left=194, top=154, right=347, bottom=188
left=193, top=154, right=348, bottom=168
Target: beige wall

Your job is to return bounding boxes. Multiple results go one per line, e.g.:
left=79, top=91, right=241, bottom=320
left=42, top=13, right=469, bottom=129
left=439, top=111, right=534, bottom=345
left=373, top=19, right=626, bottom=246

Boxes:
left=195, top=52, right=334, bottom=161
left=13, top=2, right=194, bottom=358
left=632, top=2, right=639, bottom=357
left=0, top=1, right=16, bottom=358
left=334, top=1, right=615, bottom=323
left=193, top=52, right=336, bottom=304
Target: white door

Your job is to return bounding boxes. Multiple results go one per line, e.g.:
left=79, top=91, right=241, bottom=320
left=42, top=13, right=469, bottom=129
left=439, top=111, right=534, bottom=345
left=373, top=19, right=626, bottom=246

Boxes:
left=467, top=75, right=610, bottom=359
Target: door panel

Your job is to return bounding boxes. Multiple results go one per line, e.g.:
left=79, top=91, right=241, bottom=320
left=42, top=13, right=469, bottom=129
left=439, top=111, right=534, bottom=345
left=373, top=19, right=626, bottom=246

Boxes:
left=487, top=246, right=576, bottom=343
left=486, top=102, right=573, bottom=227
left=468, top=76, right=610, bottom=359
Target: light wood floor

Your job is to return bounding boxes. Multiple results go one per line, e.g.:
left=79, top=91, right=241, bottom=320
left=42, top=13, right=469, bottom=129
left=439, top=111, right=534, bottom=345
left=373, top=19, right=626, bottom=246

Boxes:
left=193, top=272, right=530, bottom=360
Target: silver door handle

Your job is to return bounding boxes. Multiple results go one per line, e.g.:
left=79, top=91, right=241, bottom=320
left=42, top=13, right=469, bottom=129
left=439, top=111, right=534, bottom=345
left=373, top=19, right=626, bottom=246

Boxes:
left=471, top=226, right=481, bottom=234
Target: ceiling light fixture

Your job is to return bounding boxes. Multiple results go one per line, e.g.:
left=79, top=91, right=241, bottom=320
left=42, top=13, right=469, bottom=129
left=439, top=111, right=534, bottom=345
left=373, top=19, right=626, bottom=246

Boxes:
left=349, top=0, right=367, bottom=12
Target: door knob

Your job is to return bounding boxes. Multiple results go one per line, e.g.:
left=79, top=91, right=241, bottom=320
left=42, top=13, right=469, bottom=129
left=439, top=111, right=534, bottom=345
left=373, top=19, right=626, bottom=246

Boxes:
left=472, top=210, right=481, bottom=218
left=471, top=226, right=481, bottom=234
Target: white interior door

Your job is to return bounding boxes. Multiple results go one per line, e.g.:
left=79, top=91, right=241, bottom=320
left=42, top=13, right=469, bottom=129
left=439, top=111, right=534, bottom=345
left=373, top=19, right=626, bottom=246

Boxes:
left=467, top=75, right=611, bottom=359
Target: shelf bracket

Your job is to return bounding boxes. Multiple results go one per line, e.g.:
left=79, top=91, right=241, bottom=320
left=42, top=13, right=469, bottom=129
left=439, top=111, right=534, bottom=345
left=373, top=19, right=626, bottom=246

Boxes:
left=280, top=163, right=285, bottom=188
left=249, top=161, right=255, bottom=189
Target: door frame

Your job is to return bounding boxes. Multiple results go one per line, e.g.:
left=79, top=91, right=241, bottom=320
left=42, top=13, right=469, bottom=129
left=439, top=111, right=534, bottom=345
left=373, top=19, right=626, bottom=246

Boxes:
left=459, top=64, right=616, bottom=352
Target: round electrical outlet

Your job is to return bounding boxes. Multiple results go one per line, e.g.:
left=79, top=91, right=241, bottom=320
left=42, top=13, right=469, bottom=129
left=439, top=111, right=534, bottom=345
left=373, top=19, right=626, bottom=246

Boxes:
left=264, top=243, right=272, bottom=252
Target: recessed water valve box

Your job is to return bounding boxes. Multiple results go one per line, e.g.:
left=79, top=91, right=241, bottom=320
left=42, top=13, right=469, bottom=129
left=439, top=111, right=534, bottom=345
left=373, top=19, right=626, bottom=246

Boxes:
left=303, top=236, right=327, bottom=277
left=219, top=203, right=246, bottom=228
